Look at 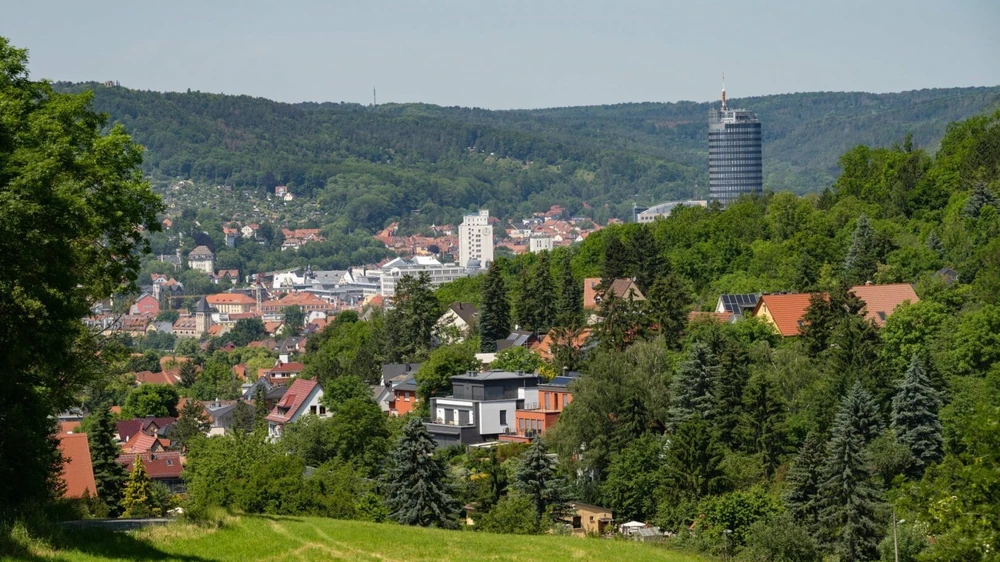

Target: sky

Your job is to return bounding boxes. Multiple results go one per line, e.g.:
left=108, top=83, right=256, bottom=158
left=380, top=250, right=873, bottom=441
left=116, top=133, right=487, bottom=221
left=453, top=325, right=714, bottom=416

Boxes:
left=4, top=0, right=999, bottom=109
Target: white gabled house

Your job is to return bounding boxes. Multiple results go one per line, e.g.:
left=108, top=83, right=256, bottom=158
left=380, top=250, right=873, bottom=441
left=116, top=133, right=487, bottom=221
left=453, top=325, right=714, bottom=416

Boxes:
left=264, top=378, right=328, bottom=440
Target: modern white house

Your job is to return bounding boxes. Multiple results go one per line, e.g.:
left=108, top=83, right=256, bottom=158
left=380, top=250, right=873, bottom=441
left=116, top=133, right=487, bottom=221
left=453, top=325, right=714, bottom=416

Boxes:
left=529, top=236, right=554, bottom=253
left=426, top=370, right=540, bottom=447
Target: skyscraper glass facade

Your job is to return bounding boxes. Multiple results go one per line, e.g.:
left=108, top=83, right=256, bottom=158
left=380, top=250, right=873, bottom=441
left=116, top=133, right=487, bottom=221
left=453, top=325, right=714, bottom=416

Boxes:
left=708, top=108, right=762, bottom=206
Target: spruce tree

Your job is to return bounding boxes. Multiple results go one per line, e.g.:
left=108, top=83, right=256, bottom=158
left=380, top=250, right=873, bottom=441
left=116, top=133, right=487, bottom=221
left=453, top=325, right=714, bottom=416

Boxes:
left=784, top=432, right=826, bottom=538
left=88, top=406, right=127, bottom=514
left=925, top=229, right=943, bottom=256
left=388, top=272, right=440, bottom=360
left=663, top=417, right=727, bottom=501
left=601, top=234, right=628, bottom=282
left=231, top=399, right=253, bottom=435
left=514, top=266, right=537, bottom=332
left=627, top=226, right=664, bottom=292
left=738, top=372, right=790, bottom=475
left=668, top=343, right=719, bottom=429
left=385, top=418, right=460, bottom=528
left=479, top=261, right=511, bottom=352
left=121, top=459, right=154, bottom=518
left=646, top=272, right=690, bottom=350
left=711, top=341, right=750, bottom=446
left=555, top=252, right=582, bottom=328
left=513, top=440, right=568, bottom=521
left=528, top=251, right=556, bottom=333
left=178, top=361, right=197, bottom=387
left=891, top=354, right=943, bottom=475
left=962, top=180, right=999, bottom=219
left=817, top=384, right=884, bottom=561
left=593, top=291, right=642, bottom=352
left=843, top=214, right=878, bottom=285
left=252, top=384, right=269, bottom=434
left=171, top=399, right=209, bottom=451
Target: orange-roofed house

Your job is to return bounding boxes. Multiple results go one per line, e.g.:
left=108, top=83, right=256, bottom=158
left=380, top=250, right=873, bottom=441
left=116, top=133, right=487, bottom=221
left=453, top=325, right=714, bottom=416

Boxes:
left=850, top=283, right=919, bottom=326
left=265, top=378, right=328, bottom=439
left=534, top=329, right=592, bottom=362
left=752, top=293, right=816, bottom=337
left=206, top=293, right=257, bottom=314
left=56, top=433, right=97, bottom=499
left=583, top=278, right=645, bottom=311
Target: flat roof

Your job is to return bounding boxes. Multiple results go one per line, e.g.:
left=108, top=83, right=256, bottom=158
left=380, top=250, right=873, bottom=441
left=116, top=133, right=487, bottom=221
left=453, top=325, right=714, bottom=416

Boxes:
left=452, top=370, right=539, bottom=382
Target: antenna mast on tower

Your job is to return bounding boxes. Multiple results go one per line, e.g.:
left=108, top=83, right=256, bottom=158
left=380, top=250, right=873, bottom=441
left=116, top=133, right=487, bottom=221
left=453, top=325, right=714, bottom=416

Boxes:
left=721, top=73, right=727, bottom=110
left=373, top=87, right=377, bottom=108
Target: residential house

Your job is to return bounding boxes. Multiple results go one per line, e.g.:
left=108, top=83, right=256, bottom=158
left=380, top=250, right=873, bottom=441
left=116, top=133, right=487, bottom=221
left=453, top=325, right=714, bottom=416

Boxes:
left=133, top=369, right=182, bottom=386
left=223, top=226, right=239, bottom=248
left=426, top=370, right=540, bottom=447
left=241, top=377, right=289, bottom=410
left=715, top=293, right=761, bottom=317
left=202, top=399, right=253, bottom=436
left=752, top=284, right=919, bottom=337
left=265, top=378, right=328, bottom=439
left=390, top=375, right=419, bottom=416
left=212, top=269, right=240, bottom=284
left=116, top=416, right=176, bottom=444
left=501, top=372, right=577, bottom=443
left=187, top=246, right=215, bottom=274
left=130, top=293, right=161, bottom=316
left=265, top=361, right=304, bottom=381
left=55, top=433, right=97, bottom=499
left=496, top=330, right=540, bottom=351
left=583, top=278, right=645, bottom=310
left=533, top=329, right=591, bottom=362
left=121, top=433, right=169, bottom=454
left=260, top=292, right=334, bottom=315
left=435, top=302, right=479, bottom=343
left=567, top=503, right=614, bottom=536
left=241, top=224, right=260, bottom=239
left=117, top=452, right=184, bottom=493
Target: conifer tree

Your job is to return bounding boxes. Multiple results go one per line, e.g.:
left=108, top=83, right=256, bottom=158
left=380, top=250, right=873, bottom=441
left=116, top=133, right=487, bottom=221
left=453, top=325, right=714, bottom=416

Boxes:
left=231, top=399, right=253, bottom=435
left=479, top=261, right=511, bottom=352
left=926, top=229, right=943, bottom=256
left=712, top=341, right=750, bottom=447
left=388, top=272, right=440, bottom=360
left=817, top=384, right=884, bottom=561
left=627, top=226, right=664, bottom=292
left=252, top=384, right=269, bottom=434
left=593, top=291, right=643, bottom=352
left=601, top=234, right=628, bottom=282
left=891, top=354, right=943, bottom=475
left=171, top=398, right=209, bottom=451
left=528, top=251, right=556, bottom=333
left=646, top=272, right=690, bottom=350
left=121, top=459, right=154, bottom=518
left=88, top=406, right=127, bottom=514
left=513, top=440, right=568, bottom=521
left=178, top=361, right=197, bottom=387
left=555, top=252, right=582, bottom=328
left=962, top=180, right=999, bottom=219
left=667, top=343, right=719, bottom=429
left=514, top=266, right=537, bottom=332
left=385, top=418, right=460, bottom=528
left=843, top=214, right=878, bottom=285
left=663, top=417, right=727, bottom=501
left=784, top=432, right=826, bottom=538
left=738, top=372, right=790, bottom=475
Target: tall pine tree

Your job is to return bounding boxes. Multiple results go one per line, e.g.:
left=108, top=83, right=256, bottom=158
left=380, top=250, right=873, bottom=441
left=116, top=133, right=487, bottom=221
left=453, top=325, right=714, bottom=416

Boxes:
left=891, top=354, right=943, bottom=475
left=171, top=399, right=209, bottom=451
left=627, top=226, right=664, bottom=292
left=738, top=372, right=790, bottom=475
left=231, top=399, right=253, bottom=435
left=668, top=343, right=719, bottom=429
left=528, top=251, right=557, bottom=333
left=842, top=214, right=878, bottom=285
left=385, top=418, right=460, bottom=528
left=178, top=361, right=197, bottom=387
left=555, top=252, right=582, bottom=328
left=513, top=440, right=568, bottom=521
left=817, top=383, right=884, bottom=561
left=514, top=266, right=537, bottom=332
left=479, top=261, right=511, bottom=352
left=252, top=384, right=269, bottom=434
left=784, top=432, right=826, bottom=539
left=646, top=272, right=690, bottom=350
left=601, top=234, right=628, bottom=282
left=88, top=406, right=127, bottom=514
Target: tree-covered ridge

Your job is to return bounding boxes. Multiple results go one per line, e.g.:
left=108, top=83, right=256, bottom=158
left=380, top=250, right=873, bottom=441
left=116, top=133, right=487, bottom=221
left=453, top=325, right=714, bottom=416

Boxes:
left=53, top=82, right=1000, bottom=228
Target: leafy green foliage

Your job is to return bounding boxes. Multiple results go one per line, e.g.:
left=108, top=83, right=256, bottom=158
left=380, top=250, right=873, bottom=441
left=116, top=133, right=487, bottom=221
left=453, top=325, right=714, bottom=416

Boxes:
left=415, top=343, right=479, bottom=404
left=741, top=513, right=821, bottom=562
left=490, top=346, right=543, bottom=374
left=601, top=434, right=663, bottom=523
left=476, top=493, right=542, bottom=535
left=170, top=398, right=209, bottom=451
left=121, top=385, right=180, bottom=419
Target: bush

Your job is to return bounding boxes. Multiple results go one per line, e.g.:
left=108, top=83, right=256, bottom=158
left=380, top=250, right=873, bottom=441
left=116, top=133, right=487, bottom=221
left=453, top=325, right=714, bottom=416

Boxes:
left=739, top=513, right=820, bottom=562
left=475, top=493, right=542, bottom=535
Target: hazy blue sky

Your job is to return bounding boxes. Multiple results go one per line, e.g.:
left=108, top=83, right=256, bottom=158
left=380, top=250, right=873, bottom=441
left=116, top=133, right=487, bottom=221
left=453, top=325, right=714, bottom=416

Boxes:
left=4, top=0, right=998, bottom=108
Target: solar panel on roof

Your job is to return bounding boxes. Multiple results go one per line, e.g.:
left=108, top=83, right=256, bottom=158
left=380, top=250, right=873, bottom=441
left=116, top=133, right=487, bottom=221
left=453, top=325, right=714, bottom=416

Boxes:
left=548, top=376, right=576, bottom=386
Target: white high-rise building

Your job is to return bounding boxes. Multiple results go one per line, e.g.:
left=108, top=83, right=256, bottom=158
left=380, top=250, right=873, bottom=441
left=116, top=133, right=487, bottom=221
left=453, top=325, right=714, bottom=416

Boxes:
left=459, top=210, right=493, bottom=267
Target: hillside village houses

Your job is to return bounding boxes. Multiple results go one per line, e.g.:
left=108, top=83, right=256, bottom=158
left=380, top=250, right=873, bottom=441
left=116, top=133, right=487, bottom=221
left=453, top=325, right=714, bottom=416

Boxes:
left=186, top=245, right=215, bottom=273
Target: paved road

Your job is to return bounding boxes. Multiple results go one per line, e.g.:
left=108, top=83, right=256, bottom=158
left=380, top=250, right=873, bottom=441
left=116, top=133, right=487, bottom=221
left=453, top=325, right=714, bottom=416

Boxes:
left=60, top=518, right=173, bottom=532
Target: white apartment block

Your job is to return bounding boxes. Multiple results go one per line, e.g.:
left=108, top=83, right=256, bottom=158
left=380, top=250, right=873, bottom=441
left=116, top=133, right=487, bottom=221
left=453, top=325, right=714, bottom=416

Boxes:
left=380, top=257, right=471, bottom=298
left=459, top=210, right=494, bottom=267
left=529, top=236, right=553, bottom=253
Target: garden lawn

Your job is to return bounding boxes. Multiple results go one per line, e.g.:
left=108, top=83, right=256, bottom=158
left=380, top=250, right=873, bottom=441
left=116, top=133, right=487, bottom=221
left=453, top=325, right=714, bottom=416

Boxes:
left=6, top=515, right=709, bottom=562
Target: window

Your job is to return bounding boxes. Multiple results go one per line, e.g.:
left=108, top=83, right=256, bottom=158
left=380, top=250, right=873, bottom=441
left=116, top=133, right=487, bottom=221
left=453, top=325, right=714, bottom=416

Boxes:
left=319, top=405, right=326, bottom=415
left=500, top=410, right=507, bottom=425
left=310, top=405, right=317, bottom=415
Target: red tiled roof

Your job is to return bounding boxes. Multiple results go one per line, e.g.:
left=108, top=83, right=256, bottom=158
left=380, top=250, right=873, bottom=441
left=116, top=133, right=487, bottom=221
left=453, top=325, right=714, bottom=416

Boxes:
left=60, top=421, right=81, bottom=434
left=754, top=293, right=815, bottom=337
left=117, top=452, right=183, bottom=480
left=265, top=378, right=319, bottom=424
left=57, top=433, right=97, bottom=499
left=850, top=283, right=919, bottom=327
left=121, top=433, right=160, bottom=454
left=206, top=293, right=256, bottom=306
left=116, top=417, right=176, bottom=443
left=134, top=370, right=180, bottom=386
left=688, top=311, right=734, bottom=323
left=583, top=278, right=644, bottom=310
left=534, top=329, right=592, bottom=361
left=269, top=362, right=304, bottom=374
left=159, top=356, right=191, bottom=370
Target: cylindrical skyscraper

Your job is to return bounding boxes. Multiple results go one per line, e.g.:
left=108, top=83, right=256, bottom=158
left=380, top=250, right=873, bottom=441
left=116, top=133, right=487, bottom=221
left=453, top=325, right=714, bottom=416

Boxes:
left=708, top=81, right=762, bottom=206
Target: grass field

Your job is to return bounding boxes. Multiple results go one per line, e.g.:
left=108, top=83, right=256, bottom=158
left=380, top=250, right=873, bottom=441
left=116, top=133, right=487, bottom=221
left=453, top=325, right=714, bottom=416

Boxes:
left=4, top=515, right=709, bottom=562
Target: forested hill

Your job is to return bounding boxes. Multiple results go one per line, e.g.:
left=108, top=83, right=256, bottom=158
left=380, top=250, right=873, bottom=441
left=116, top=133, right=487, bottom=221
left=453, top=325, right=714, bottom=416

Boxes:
left=55, top=82, right=1000, bottom=225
